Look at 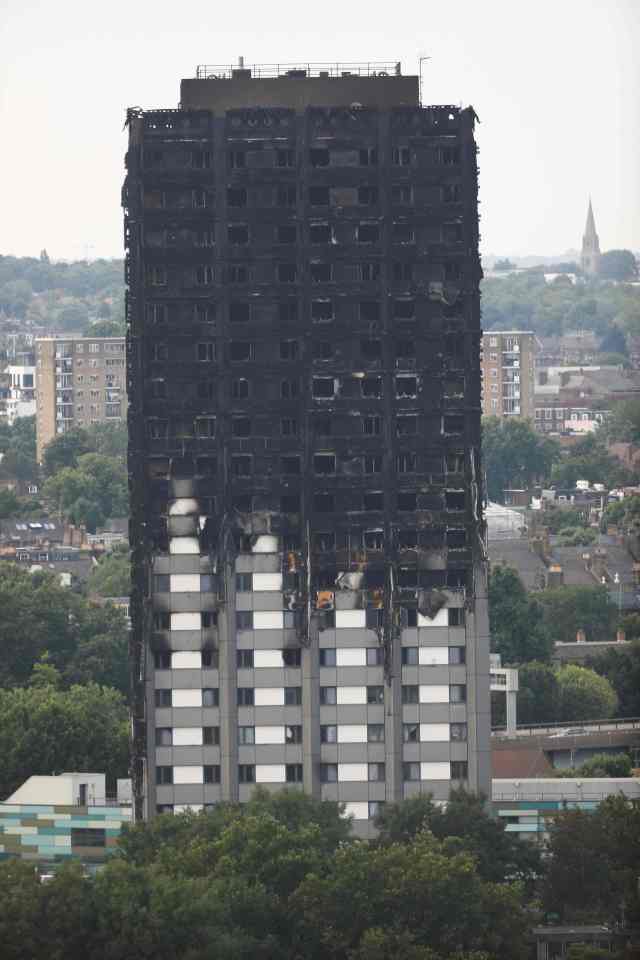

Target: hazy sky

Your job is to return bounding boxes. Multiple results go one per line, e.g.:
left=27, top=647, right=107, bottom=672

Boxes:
left=1, top=0, right=638, bottom=260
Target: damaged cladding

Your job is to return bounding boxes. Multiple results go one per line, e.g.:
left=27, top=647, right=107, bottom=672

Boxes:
left=123, top=61, right=489, bottom=826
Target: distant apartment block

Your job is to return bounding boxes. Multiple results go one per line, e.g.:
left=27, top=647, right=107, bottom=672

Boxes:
left=35, top=337, right=127, bottom=462
left=481, top=331, right=536, bottom=420
left=4, top=361, right=36, bottom=424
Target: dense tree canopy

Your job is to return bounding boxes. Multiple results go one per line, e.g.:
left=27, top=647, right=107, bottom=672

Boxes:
left=0, top=679, right=128, bottom=798
left=87, top=543, right=131, bottom=598
left=488, top=566, right=552, bottom=663
left=517, top=661, right=618, bottom=724
left=0, top=563, right=128, bottom=693
left=0, top=415, right=37, bottom=482
left=586, top=640, right=640, bottom=717
left=538, top=584, right=617, bottom=645
left=597, top=250, right=638, bottom=282
left=482, top=417, right=560, bottom=502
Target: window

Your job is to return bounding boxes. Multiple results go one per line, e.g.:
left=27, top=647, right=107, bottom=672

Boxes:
left=195, top=265, right=215, bottom=285
left=228, top=186, right=247, bottom=207
left=438, top=145, right=460, bottom=165
left=149, top=266, right=167, bottom=286
left=238, top=764, right=255, bottom=783
left=392, top=184, right=412, bottom=204
left=280, top=339, right=299, bottom=361
left=311, top=299, right=333, bottom=321
left=155, top=727, right=172, bottom=746
left=203, top=726, right=220, bottom=745
left=310, top=147, right=329, bottom=167
left=451, top=761, right=468, bottom=780
left=286, top=764, right=303, bottom=783
left=202, top=688, right=219, bottom=707
left=155, top=689, right=172, bottom=707
left=393, top=261, right=413, bottom=284
left=356, top=223, right=380, bottom=243
left=358, top=185, right=378, bottom=204
left=319, top=649, right=336, bottom=667
left=229, top=265, right=248, bottom=283
left=156, top=766, right=173, bottom=785
left=314, top=340, right=334, bottom=360
left=236, top=573, right=252, bottom=592
left=314, top=454, right=335, bottom=475
left=281, top=379, right=299, bottom=399
left=310, top=262, right=332, bottom=283
left=397, top=415, right=417, bottom=436
left=278, top=263, right=297, bottom=283
left=402, top=762, right=421, bottom=781
left=229, top=150, right=245, bottom=168
left=402, top=648, right=419, bottom=666
left=281, top=416, right=298, bottom=436
left=237, top=650, right=254, bottom=669
left=398, top=492, right=417, bottom=510
left=230, top=341, right=253, bottom=362
left=277, top=185, right=297, bottom=207
left=320, top=687, right=337, bottom=706
left=231, top=378, right=250, bottom=399
left=204, top=765, right=220, bottom=784
left=359, top=147, right=378, bottom=166
left=195, top=229, right=215, bottom=248
left=237, top=688, right=255, bottom=706
left=364, top=455, right=382, bottom=474
left=312, top=377, right=336, bottom=399
left=368, top=723, right=384, bottom=742
left=277, top=224, right=297, bottom=244
left=367, top=686, right=384, bottom=704
left=197, top=343, right=215, bottom=362
left=236, top=612, right=253, bottom=630
left=403, top=723, right=419, bottom=743
left=196, top=417, right=216, bottom=438
left=393, top=222, right=414, bottom=243
left=310, top=222, right=332, bottom=243
left=363, top=491, right=383, bottom=511
left=230, top=302, right=250, bottom=323
left=154, top=650, right=171, bottom=669
left=368, top=762, right=385, bottom=781
left=314, top=492, right=334, bottom=513
left=320, top=764, right=338, bottom=783
left=361, top=377, right=382, bottom=398
left=361, top=338, right=382, bottom=360
left=359, top=262, right=381, bottom=281
left=232, top=417, right=251, bottom=438
left=285, top=686, right=302, bottom=705
left=392, top=146, right=410, bottom=166
left=286, top=724, right=302, bottom=743
left=276, top=148, right=295, bottom=167
left=450, top=723, right=467, bottom=741
left=314, top=415, right=332, bottom=437
left=402, top=685, right=419, bottom=704
left=192, top=189, right=210, bottom=209
left=320, top=725, right=337, bottom=743
left=362, top=415, right=381, bottom=436
left=239, top=726, right=255, bottom=745
left=443, top=183, right=461, bottom=203
left=232, top=455, right=252, bottom=477
left=450, top=684, right=466, bottom=703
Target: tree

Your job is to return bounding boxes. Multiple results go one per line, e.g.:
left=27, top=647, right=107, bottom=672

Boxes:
left=42, top=452, right=128, bottom=531
left=517, top=661, right=560, bottom=724
left=598, top=250, right=638, bottom=282
left=42, top=427, right=91, bottom=476
left=87, top=544, right=131, bottom=597
left=587, top=640, right=640, bottom=717
left=555, top=664, right=618, bottom=721
left=0, top=680, right=129, bottom=798
left=85, top=318, right=125, bottom=337
left=489, top=566, right=552, bottom=663
left=482, top=417, right=560, bottom=502
left=0, top=563, right=128, bottom=693
left=544, top=796, right=640, bottom=925
left=556, top=752, right=632, bottom=778
left=538, top=585, right=616, bottom=644
left=493, top=259, right=517, bottom=272
left=551, top=435, right=632, bottom=489
left=375, top=788, right=541, bottom=886
left=0, top=488, right=20, bottom=518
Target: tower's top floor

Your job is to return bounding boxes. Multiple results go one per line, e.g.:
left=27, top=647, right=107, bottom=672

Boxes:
left=180, top=61, right=419, bottom=111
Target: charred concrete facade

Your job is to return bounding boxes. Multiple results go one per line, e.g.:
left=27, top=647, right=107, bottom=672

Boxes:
left=123, top=64, right=490, bottom=831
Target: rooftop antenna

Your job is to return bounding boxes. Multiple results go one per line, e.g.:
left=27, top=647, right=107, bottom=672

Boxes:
left=418, top=54, right=431, bottom=106
left=239, top=56, right=244, bottom=68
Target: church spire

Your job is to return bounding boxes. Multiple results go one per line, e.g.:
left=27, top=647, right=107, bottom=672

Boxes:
left=581, top=197, right=601, bottom=276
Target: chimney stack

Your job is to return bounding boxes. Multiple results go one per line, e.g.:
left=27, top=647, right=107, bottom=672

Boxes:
left=616, top=628, right=626, bottom=643
left=576, top=628, right=587, bottom=643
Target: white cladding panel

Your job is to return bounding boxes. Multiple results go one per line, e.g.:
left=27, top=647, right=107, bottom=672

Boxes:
left=418, top=608, right=449, bottom=627
left=255, top=764, right=286, bottom=783
left=419, top=647, right=449, bottom=666
left=336, top=648, right=367, bottom=667
left=337, top=724, right=368, bottom=743
left=254, top=687, right=285, bottom=706
left=419, top=685, right=450, bottom=703
left=421, top=762, right=451, bottom=780
left=170, top=574, right=201, bottom=592
left=169, top=499, right=199, bottom=516
left=172, top=689, right=202, bottom=708
left=252, top=573, right=283, bottom=591
left=172, top=727, right=204, bottom=746
left=343, top=801, right=369, bottom=820
left=335, top=610, right=366, bottom=629
left=170, top=612, right=201, bottom=631
left=254, top=650, right=285, bottom=668
left=338, top=763, right=369, bottom=782
left=169, top=538, right=200, bottom=554
left=173, top=766, right=204, bottom=784
left=420, top=723, right=450, bottom=742
left=254, top=725, right=286, bottom=745
left=254, top=611, right=284, bottom=630
left=171, top=651, right=202, bottom=670
left=336, top=686, right=367, bottom=705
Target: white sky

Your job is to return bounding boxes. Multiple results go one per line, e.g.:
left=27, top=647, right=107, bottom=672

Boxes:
left=1, top=0, right=638, bottom=260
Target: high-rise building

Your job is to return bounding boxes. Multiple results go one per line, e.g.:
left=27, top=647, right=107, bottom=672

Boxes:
left=480, top=330, right=536, bottom=420
left=581, top=198, right=601, bottom=276
left=35, top=337, right=127, bottom=462
left=123, top=61, right=489, bottom=831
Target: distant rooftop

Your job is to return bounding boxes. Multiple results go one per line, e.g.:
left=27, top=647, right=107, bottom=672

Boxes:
left=194, top=61, right=404, bottom=80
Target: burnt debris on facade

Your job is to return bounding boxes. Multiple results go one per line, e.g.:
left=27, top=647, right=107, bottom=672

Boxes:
left=123, top=62, right=489, bottom=830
